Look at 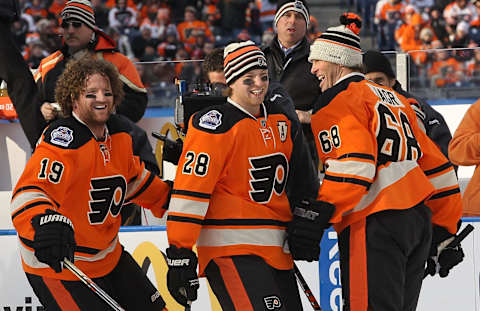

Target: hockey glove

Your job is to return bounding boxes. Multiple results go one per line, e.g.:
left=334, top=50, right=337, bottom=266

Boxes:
left=166, top=245, right=199, bottom=306
left=162, top=137, right=183, bottom=165
left=31, top=210, right=76, bottom=273
left=287, top=199, right=335, bottom=262
left=425, top=225, right=464, bottom=278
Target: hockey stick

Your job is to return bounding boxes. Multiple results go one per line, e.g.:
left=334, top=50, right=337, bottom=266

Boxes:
left=294, top=263, right=322, bottom=311
left=63, top=259, right=125, bottom=311
left=423, top=223, right=474, bottom=279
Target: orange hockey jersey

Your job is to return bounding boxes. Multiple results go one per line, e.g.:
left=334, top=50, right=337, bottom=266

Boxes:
left=167, top=97, right=318, bottom=275
left=311, top=74, right=462, bottom=234
left=11, top=114, right=170, bottom=280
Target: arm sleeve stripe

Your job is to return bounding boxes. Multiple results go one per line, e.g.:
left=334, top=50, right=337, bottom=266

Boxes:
left=324, top=174, right=371, bottom=188
left=424, top=162, right=453, bottom=176
left=172, top=189, right=212, bottom=199
left=338, top=153, right=375, bottom=161
left=12, top=186, right=60, bottom=207
left=11, top=201, right=54, bottom=221
left=127, top=171, right=155, bottom=201
left=430, top=187, right=461, bottom=200
left=19, top=236, right=34, bottom=248
left=203, top=218, right=289, bottom=227
left=20, top=236, right=101, bottom=255
left=167, top=215, right=204, bottom=225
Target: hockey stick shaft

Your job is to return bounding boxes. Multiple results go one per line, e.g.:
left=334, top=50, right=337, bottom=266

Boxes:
left=423, top=224, right=474, bottom=278
left=63, top=259, right=125, bottom=311
left=294, top=263, right=322, bottom=311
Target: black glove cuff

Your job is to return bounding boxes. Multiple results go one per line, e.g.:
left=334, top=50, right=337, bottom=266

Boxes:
left=166, top=245, right=197, bottom=268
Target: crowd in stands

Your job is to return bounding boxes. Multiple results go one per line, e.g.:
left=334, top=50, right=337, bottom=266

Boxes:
left=11, top=0, right=322, bottom=102
left=354, top=0, right=480, bottom=89
left=11, top=0, right=480, bottom=96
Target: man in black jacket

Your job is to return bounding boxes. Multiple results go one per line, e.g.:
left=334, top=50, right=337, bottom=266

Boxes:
left=363, top=49, right=453, bottom=159
left=263, top=0, right=320, bottom=167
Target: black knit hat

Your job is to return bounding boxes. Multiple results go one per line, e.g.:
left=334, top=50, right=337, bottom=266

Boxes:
left=363, top=50, right=396, bottom=78
left=274, top=0, right=310, bottom=28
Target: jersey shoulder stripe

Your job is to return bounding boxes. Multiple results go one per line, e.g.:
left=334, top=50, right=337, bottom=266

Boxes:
left=192, top=102, right=251, bottom=134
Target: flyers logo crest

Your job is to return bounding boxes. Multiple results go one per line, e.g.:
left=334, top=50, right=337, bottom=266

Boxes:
left=88, top=175, right=127, bottom=224
left=248, top=153, right=289, bottom=203
left=264, top=295, right=282, bottom=310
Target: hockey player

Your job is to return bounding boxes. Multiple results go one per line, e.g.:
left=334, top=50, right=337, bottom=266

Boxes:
left=10, top=58, right=170, bottom=310
left=165, top=41, right=327, bottom=310
left=308, top=15, right=464, bottom=311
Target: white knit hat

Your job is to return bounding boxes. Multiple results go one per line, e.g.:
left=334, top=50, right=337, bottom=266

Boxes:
left=308, top=25, right=362, bottom=67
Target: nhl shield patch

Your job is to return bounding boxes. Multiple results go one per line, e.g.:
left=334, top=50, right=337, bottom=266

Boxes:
left=50, top=126, right=73, bottom=147
left=199, top=110, right=222, bottom=130
left=277, top=121, right=288, bottom=142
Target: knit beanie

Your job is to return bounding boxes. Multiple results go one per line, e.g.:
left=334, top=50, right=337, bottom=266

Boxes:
left=363, top=50, right=396, bottom=78
left=224, top=41, right=267, bottom=86
left=308, top=13, right=363, bottom=68
left=274, top=0, right=310, bottom=29
left=61, top=0, right=96, bottom=30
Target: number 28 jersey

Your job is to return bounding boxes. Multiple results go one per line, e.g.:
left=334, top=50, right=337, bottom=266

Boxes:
left=167, top=97, right=318, bottom=275
left=311, top=74, right=462, bottom=234
left=10, top=115, right=170, bottom=280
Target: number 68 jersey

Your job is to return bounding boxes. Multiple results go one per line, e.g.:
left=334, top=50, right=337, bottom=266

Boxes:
left=10, top=115, right=171, bottom=280
left=167, top=97, right=318, bottom=275
left=311, top=74, right=462, bottom=235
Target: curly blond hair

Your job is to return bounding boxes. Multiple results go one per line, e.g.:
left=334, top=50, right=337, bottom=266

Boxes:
left=55, top=57, right=125, bottom=117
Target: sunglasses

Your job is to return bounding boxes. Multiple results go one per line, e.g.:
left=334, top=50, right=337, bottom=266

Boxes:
left=61, top=20, right=83, bottom=29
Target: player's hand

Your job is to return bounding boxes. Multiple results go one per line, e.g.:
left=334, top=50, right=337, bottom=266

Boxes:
left=287, top=199, right=335, bottom=261
left=425, top=225, right=465, bottom=277
left=163, top=138, right=183, bottom=165
left=31, top=210, right=76, bottom=273
left=40, top=102, right=60, bottom=121
left=166, top=245, right=199, bottom=306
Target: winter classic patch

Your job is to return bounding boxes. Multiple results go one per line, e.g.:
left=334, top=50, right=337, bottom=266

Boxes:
left=50, top=126, right=74, bottom=147
left=199, top=110, right=222, bottom=130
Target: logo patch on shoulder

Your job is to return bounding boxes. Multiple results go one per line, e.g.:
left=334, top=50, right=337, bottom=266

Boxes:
left=199, top=110, right=222, bottom=130
left=50, top=126, right=73, bottom=147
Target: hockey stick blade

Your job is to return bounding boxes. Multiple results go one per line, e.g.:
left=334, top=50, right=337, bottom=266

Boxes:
left=294, top=263, right=322, bottom=311
left=63, top=259, right=125, bottom=311
left=423, top=224, right=474, bottom=278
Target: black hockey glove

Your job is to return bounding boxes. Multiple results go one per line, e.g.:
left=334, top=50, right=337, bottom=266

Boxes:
left=31, top=210, right=76, bottom=273
left=162, top=137, right=183, bottom=165
left=287, top=199, right=335, bottom=262
left=166, top=245, right=199, bottom=306
left=425, top=225, right=464, bottom=278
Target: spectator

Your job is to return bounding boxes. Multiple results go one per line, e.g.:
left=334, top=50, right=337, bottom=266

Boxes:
left=217, top=0, right=250, bottom=44
left=131, top=24, right=159, bottom=60
left=466, top=48, right=480, bottom=80
left=36, top=17, right=62, bottom=53
left=91, top=0, right=110, bottom=30
left=108, top=0, right=138, bottom=35
left=157, top=25, right=182, bottom=61
left=428, top=46, right=465, bottom=86
left=36, top=0, right=148, bottom=126
left=26, top=41, right=48, bottom=69
left=177, top=6, right=214, bottom=45
left=377, top=0, right=406, bottom=50
left=443, top=0, right=477, bottom=30
left=263, top=0, right=323, bottom=169
left=449, top=98, right=480, bottom=216
left=430, top=5, right=450, bottom=45
left=396, top=13, right=425, bottom=52
left=201, top=47, right=226, bottom=94
left=107, top=26, right=135, bottom=59
left=363, top=49, right=454, bottom=159
left=258, top=0, right=277, bottom=32
left=25, top=0, right=48, bottom=22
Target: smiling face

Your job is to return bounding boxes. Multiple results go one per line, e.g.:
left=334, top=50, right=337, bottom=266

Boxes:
left=310, top=60, right=342, bottom=92
left=73, top=73, right=114, bottom=137
left=276, top=11, right=306, bottom=48
left=230, top=69, right=269, bottom=115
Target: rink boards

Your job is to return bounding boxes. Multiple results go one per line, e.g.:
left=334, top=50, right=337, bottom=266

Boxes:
left=0, top=222, right=478, bottom=311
